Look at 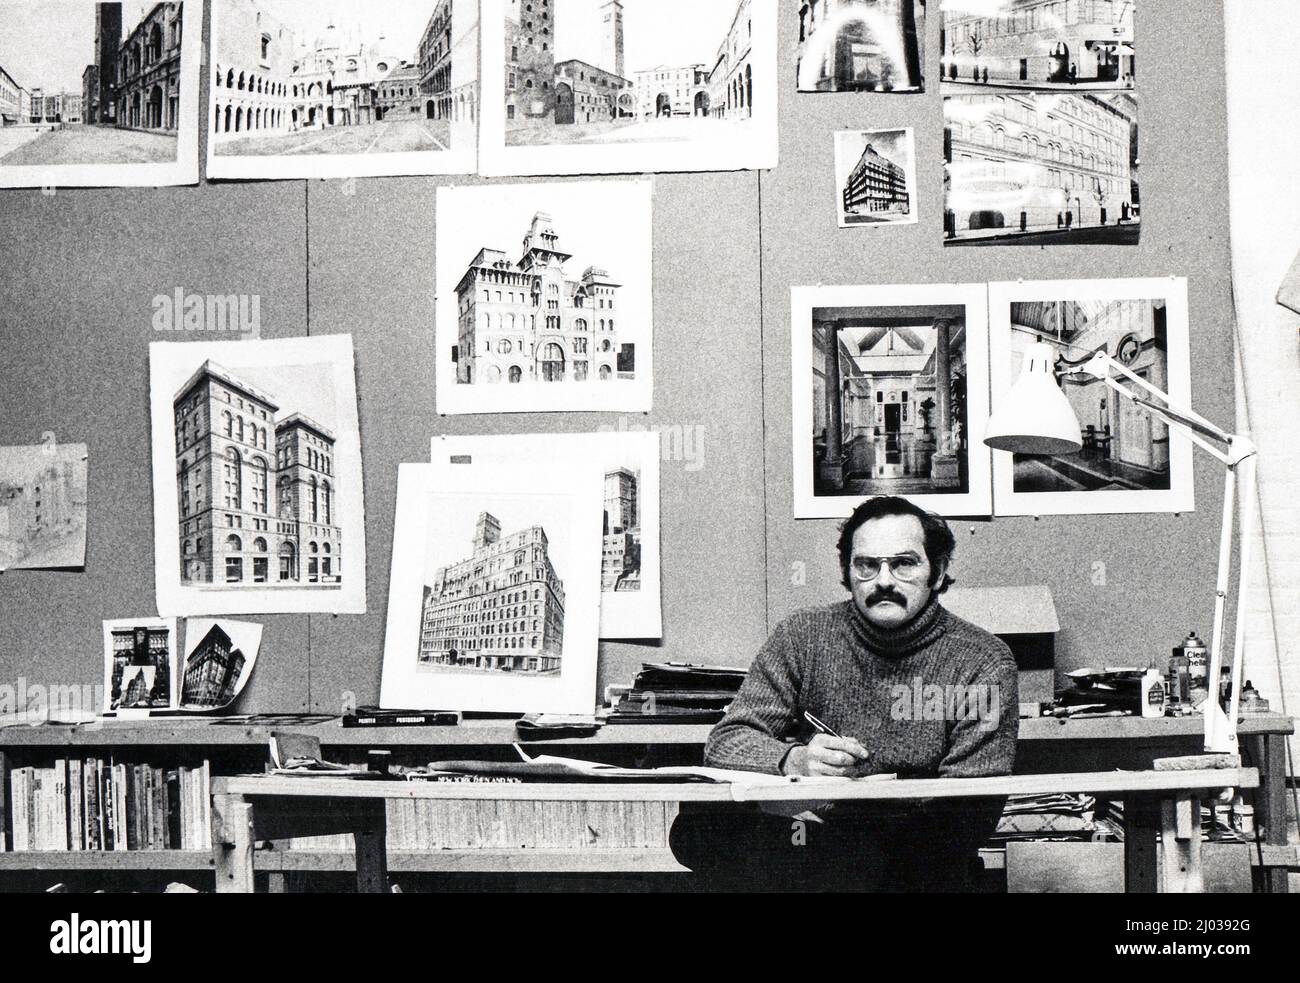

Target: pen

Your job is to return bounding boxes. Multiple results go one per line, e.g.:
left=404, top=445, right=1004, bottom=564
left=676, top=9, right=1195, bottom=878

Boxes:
left=803, top=710, right=840, bottom=738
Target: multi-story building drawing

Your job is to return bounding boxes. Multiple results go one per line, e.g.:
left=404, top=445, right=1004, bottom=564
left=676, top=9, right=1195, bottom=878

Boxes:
left=940, top=0, right=1135, bottom=88
left=181, top=622, right=248, bottom=708
left=0, top=462, right=80, bottom=544
left=420, top=0, right=479, bottom=124
left=0, top=64, right=23, bottom=126
left=504, top=0, right=557, bottom=124
left=635, top=65, right=708, bottom=119
left=109, top=625, right=172, bottom=710
left=117, top=2, right=184, bottom=131
left=558, top=59, right=634, bottom=125
left=601, top=468, right=641, bottom=591
left=212, top=0, right=296, bottom=136
left=174, top=360, right=343, bottom=589
left=796, top=0, right=924, bottom=93
left=375, top=63, right=422, bottom=120
left=418, top=512, right=566, bottom=673
left=454, top=212, right=626, bottom=386
left=843, top=139, right=910, bottom=217
left=705, top=0, right=754, bottom=119
left=89, top=2, right=123, bottom=124
left=944, top=91, right=1136, bottom=237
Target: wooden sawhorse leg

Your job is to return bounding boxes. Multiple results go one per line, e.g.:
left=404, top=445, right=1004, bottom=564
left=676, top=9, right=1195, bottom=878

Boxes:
left=213, top=792, right=256, bottom=894
left=1159, top=792, right=1203, bottom=893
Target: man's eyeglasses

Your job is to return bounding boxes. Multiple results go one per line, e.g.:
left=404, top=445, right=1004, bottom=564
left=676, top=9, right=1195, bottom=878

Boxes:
left=849, top=554, right=926, bottom=583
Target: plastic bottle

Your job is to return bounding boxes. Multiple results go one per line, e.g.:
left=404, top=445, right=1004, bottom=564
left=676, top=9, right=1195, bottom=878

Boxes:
left=1168, top=650, right=1191, bottom=704
left=1140, top=667, right=1166, bottom=718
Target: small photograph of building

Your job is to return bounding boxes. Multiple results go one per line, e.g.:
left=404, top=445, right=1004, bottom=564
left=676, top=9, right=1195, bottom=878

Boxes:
left=418, top=509, right=567, bottom=675
left=172, top=358, right=344, bottom=591
left=834, top=127, right=916, bottom=227
left=0, top=2, right=185, bottom=167
left=944, top=90, right=1139, bottom=245
left=940, top=0, right=1135, bottom=91
left=602, top=466, right=641, bottom=591
left=210, top=0, right=477, bottom=160
left=504, top=0, right=757, bottom=146
left=1007, top=298, right=1171, bottom=493
left=180, top=619, right=260, bottom=709
left=0, top=443, right=88, bottom=571
left=105, top=620, right=175, bottom=713
left=812, top=304, right=972, bottom=500
left=796, top=0, right=925, bottom=93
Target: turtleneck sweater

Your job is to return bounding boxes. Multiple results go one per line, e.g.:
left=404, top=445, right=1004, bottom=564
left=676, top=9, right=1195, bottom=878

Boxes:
left=704, top=596, right=1019, bottom=777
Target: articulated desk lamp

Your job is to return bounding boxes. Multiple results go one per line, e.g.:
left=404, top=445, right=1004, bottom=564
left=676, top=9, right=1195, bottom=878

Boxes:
left=984, top=340, right=1256, bottom=758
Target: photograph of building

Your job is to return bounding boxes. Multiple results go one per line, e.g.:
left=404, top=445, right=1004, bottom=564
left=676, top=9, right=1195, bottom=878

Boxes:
left=0, top=2, right=185, bottom=167
left=940, top=0, right=1135, bottom=90
left=180, top=622, right=248, bottom=708
left=107, top=623, right=174, bottom=712
left=504, top=0, right=757, bottom=146
left=796, top=0, right=925, bottom=93
left=602, top=466, right=641, bottom=591
left=812, top=305, right=971, bottom=500
left=211, top=0, right=476, bottom=159
left=418, top=511, right=566, bottom=674
left=0, top=444, right=88, bottom=571
left=172, top=359, right=344, bottom=590
left=453, top=210, right=630, bottom=388
left=835, top=128, right=915, bottom=226
left=944, top=90, right=1138, bottom=244
left=1007, top=298, right=1170, bottom=493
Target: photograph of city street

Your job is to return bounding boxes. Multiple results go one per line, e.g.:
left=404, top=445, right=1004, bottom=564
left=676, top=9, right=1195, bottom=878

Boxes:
left=209, top=0, right=477, bottom=176
left=944, top=90, right=1139, bottom=245
left=940, top=0, right=1135, bottom=91
left=0, top=444, right=88, bottom=571
left=795, top=0, right=926, bottom=93
left=988, top=277, right=1193, bottom=516
left=792, top=284, right=992, bottom=518
left=435, top=180, right=654, bottom=415
left=0, top=2, right=190, bottom=168
left=834, top=128, right=916, bottom=227
left=103, top=619, right=177, bottom=714
left=150, top=335, right=367, bottom=616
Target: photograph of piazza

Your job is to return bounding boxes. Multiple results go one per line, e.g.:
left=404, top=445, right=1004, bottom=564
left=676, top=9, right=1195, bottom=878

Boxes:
left=795, top=0, right=925, bottom=93
left=418, top=508, right=567, bottom=676
left=0, top=444, right=88, bottom=571
left=0, top=2, right=185, bottom=166
left=834, top=128, right=916, bottom=227
left=171, top=358, right=345, bottom=591
left=210, top=0, right=477, bottom=160
left=940, top=0, right=1135, bottom=91
left=943, top=90, right=1138, bottom=245
left=502, top=0, right=759, bottom=147
left=812, top=305, right=973, bottom=501
left=1005, top=298, right=1172, bottom=494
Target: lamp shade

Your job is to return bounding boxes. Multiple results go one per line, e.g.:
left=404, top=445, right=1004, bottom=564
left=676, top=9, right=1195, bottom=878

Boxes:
left=984, top=342, right=1084, bottom=455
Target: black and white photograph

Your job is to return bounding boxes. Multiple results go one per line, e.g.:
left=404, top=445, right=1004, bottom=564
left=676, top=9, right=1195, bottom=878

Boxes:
left=940, top=0, right=1135, bottom=91
left=432, top=431, right=663, bottom=640
left=834, top=127, right=917, bottom=227
left=208, top=0, right=478, bottom=180
left=792, top=283, right=992, bottom=518
left=148, top=334, right=367, bottom=616
left=381, top=461, right=603, bottom=714
left=0, top=443, right=88, bottom=571
left=435, top=180, right=654, bottom=415
left=795, top=0, right=926, bottom=93
left=988, top=277, right=1193, bottom=515
left=102, top=617, right=178, bottom=715
left=478, top=0, right=777, bottom=175
left=178, top=618, right=261, bottom=711
left=0, top=1, right=200, bottom=188
left=944, top=90, right=1139, bottom=244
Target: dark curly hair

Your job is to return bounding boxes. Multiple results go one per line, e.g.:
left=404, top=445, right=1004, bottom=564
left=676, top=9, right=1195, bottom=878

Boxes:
left=836, top=496, right=957, bottom=593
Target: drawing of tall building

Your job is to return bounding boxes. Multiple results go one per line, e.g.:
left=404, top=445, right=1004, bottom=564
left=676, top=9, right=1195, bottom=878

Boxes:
left=504, top=0, right=555, bottom=123
left=418, top=512, right=565, bottom=673
left=454, top=213, right=625, bottom=386
left=91, top=2, right=123, bottom=123
left=174, top=360, right=342, bottom=589
left=601, top=0, right=625, bottom=79
left=843, top=140, right=910, bottom=216
left=181, top=623, right=248, bottom=707
left=110, top=625, right=171, bottom=710
left=117, top=2, right=184, bottom=131
left=602, top=468, right=641, bottom=591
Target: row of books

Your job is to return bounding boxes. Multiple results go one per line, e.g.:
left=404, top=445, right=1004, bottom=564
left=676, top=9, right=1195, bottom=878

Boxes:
left=287, top=800, right=679, bottom=853
left=4, top=759, right=212, bottom=852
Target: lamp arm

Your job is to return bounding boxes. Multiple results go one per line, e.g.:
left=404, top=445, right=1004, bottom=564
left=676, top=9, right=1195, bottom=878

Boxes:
left=1097, top=379, right=1234, bottom=466
left=1073, top=351, right=1234, bottom=443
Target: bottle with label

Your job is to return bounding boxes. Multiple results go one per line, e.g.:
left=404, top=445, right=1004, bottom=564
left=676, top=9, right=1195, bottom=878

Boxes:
left=1181, top=631, right=1209, bottom=701
left=1168, top=650, right=1191, bottom=704
left=1140, top=667, right=1166, bottom=718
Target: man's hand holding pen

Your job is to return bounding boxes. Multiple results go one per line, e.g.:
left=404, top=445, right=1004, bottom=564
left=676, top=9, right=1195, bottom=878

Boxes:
left=781, top=710, right=872, bottom=777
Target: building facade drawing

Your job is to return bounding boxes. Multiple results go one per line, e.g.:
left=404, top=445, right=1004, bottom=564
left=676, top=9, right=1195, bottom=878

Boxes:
left=454, top=212, right=627, bottom=386
left=940, top=0, right=1135, bottom=89
left=181, top=623, right=248, bottom=707
left=796, top=0, right=924, bottom=93
left=117, top=2, right=184, bottom=131
left=419, top=0, right=479, bottom=123
left=109, top=625, right=172, bottom=710
left=601, top=468, right=641, bottom=591
left=174, top=360, right=343, bottom=589
left=418, top=511, right=566, bottom=673
left=843, top=139, right=910, bottom=216
left=0, top=64, right=24, bottom=126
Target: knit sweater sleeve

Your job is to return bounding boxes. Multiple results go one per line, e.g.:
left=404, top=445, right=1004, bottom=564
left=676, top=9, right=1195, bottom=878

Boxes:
left=703, top=618, right=804, bottom=774
left=937, top=642, right=1020, bottom=778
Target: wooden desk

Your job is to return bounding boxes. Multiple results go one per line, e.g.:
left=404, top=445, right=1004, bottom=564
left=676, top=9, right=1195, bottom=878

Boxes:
left=211, top=768, right=1258, bottom=894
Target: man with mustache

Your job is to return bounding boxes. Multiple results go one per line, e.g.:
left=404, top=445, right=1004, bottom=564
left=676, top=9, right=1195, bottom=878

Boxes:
left=670, top=495, right=1018, bottom=890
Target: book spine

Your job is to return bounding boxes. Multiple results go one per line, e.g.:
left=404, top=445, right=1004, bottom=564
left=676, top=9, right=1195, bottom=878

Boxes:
left=200, top=760, right=211, bottom=849
left=83, top=759, right=99, bottom=851
left=165, top=768, right=180, bottom=850
left=114, top=762, right=127, bottom=852
left=52, top=759, right=69, bottom=851
left=102, top=761, right=114, bottom=851
left=67, top=758, right=83, bottom=851
left=0, top=751, right=7, bottom=852
left=11, top=768, right=27, bottom=852
left=152, top=766, right=164, bottom=850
